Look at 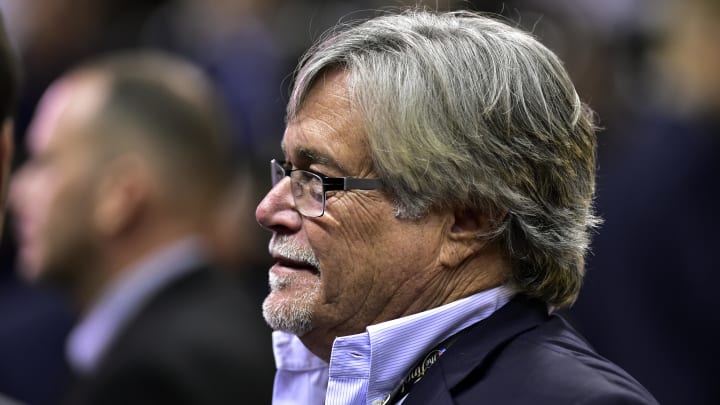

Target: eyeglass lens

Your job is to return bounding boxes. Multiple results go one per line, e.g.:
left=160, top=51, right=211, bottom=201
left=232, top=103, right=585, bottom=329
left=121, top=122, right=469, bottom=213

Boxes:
left=271, top=160, right=325, bottom=217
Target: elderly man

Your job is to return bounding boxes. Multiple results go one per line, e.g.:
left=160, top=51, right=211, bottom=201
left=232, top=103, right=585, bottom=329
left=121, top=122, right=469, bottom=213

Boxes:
left=256, top=10, right=657, bottom=405
left=10, top=51, right=273, bottom=404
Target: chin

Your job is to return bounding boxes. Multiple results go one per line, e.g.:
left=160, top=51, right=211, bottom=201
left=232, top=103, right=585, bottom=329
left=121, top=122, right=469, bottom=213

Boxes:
left=262, top=292, right=316, bottom=336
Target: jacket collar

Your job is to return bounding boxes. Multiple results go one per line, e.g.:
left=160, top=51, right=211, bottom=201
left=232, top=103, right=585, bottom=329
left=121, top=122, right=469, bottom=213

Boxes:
left=403, top=294, right=549, bottom=404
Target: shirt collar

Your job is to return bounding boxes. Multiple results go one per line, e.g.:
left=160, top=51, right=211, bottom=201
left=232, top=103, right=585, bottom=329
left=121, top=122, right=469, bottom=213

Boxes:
left=272, top=330, right=329, bottom=371
left=66, top=236, right=207, bottom=374
left=329, top=284, right=515, bottom=402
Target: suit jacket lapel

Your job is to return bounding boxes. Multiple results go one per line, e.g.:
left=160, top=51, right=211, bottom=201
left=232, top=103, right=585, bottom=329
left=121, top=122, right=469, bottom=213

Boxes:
left=403, top=295, right=549, bottom=404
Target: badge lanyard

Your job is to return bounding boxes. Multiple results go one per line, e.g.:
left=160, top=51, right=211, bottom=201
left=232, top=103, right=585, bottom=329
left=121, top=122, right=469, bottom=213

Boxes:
left=380, top=332, right=463, bottom=405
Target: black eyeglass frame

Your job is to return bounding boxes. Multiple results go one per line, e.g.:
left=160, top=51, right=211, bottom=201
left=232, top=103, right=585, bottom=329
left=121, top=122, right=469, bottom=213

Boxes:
left=271, top=158, right=383, bottom=217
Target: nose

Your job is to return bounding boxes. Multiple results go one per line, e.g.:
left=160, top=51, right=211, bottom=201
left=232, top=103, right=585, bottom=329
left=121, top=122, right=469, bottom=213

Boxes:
left=256, top=177, right=302, bottom=233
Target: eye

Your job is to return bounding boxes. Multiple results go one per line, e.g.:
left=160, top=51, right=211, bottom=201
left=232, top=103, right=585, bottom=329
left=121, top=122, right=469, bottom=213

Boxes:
left=307, top=175, right=324, bottom=201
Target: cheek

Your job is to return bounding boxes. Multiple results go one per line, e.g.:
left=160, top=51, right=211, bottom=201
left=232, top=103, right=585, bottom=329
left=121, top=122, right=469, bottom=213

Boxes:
left=34, top=175, right=64, bottom=230
left=308, top=229, right=356, bottom=303
left=14, top=173, right=54, bottom=232
left=38, top=171, right=94, bottom=244
left=14, top=174, right=63, bottom=278
left=309, top=205, right=404, bottom=300
left=327, top=221, right=442, bottom=285
left=323, top=193, right=391, bottom=244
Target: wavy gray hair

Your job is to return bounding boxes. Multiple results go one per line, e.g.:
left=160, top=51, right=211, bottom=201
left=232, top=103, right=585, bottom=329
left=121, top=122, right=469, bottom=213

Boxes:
left=287, top=10, right=600, bottom=308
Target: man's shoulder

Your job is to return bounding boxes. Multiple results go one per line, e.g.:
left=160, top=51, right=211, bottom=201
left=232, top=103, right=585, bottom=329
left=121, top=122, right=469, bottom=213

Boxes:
left=405, top=296, right=658, bottom=404
left=487, top=315, right=657, bottom=402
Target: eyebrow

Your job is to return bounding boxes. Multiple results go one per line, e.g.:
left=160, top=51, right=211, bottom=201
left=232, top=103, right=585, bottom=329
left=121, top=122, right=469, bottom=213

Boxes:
left=281, top=142, right=346, bottom=175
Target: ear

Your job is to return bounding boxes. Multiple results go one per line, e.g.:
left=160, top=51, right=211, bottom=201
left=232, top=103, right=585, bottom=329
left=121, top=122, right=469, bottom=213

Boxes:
left=438, top=207, right=506, bottom=269
left=0, top=119, right=14, bottom=232
left=92, top=154, right=153, bottom=237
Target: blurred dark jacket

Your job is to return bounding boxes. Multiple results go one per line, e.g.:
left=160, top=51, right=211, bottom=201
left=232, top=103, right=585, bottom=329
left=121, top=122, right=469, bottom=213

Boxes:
left=66, top=265, right=274, bottom=404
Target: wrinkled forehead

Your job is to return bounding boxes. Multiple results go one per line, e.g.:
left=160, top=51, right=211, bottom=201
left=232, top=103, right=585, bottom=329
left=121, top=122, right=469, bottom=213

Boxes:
left=281, top=70, right=373, bottom=176
left=27, top=72, right=110, bottom=155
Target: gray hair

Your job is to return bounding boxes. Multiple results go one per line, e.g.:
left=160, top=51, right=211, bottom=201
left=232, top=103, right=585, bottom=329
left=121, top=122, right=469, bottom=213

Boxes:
left=288, top=10, right=600, bottom=308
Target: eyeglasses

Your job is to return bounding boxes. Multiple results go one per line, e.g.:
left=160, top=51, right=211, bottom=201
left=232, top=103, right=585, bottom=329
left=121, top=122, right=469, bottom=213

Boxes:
left=270, top=159, right=383, bottom=217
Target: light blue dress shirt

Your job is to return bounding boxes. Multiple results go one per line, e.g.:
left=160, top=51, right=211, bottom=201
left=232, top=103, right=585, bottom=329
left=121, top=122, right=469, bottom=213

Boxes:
left=66, top=237, right=206, bottom=375
left=271, top=285, right=515, bottom=405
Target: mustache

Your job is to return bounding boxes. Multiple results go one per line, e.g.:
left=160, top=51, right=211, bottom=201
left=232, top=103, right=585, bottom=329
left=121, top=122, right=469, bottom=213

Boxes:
left=269, top=235, right=321, bottom=269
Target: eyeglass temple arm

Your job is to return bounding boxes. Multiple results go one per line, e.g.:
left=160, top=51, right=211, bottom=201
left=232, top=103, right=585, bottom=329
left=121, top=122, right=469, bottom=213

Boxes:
left=323, top=177, right=382, bottom=191
left=342, top=177, right=383, bottom=190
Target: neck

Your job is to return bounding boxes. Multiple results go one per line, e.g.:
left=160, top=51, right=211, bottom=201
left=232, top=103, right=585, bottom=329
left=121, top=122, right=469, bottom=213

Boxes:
left=64, top=259, right=110, bottom=314
left=405, top=248, right=509, bottom=316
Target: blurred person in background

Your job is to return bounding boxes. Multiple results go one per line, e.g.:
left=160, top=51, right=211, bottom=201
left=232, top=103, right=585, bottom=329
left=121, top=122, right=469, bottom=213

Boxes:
left=9, top=51, right=274, bottom=404
left=0, top=3, right=166, bottom=401
left=256, top=9, right=657, bottom=404
left=0, top=2, right=281, bottom=402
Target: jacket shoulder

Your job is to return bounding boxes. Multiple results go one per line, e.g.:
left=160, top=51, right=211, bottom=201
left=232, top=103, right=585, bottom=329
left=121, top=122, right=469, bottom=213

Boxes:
left=405, top=296, right=658, bottom=405
left=452, top=315, right=658, bottom=404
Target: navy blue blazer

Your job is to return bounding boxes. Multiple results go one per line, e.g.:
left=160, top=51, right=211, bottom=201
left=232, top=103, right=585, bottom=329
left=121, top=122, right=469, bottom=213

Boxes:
left=403, top=295, right=658, bottom=404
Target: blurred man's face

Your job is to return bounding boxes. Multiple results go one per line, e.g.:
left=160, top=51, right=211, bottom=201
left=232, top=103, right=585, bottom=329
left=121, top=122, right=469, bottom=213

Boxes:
left=10, top=76, right=106, bottom=282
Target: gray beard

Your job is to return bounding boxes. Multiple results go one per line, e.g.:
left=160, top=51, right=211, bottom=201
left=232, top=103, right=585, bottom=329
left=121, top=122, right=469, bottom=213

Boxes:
left=262, top=271, right=319, bottom=336
left=263, top=235, right=322, bottom=335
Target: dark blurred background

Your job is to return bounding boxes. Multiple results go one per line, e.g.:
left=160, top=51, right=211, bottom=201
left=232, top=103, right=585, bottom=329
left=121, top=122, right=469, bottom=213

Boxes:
left=0, top=0, right=717, bottom=404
